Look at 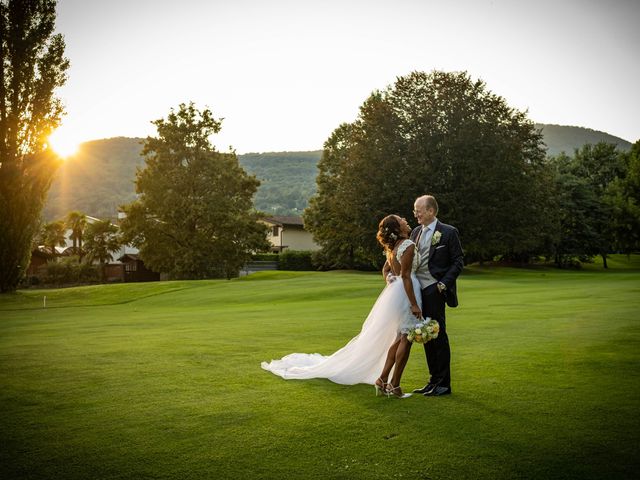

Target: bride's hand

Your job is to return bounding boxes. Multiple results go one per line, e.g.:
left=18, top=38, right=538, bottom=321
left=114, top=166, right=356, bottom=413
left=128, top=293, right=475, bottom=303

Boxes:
left=410, top=304, right=422, bottom=318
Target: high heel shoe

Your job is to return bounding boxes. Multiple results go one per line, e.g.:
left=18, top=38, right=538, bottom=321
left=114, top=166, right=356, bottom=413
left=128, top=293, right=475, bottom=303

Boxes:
left=386, top=385, right=412, bottom=399
left=374, top=377, right=388, bottom=396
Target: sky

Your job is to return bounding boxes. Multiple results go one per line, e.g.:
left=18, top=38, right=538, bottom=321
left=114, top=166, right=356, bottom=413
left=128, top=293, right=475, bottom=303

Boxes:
left=50, top=0, right=640, bottom=155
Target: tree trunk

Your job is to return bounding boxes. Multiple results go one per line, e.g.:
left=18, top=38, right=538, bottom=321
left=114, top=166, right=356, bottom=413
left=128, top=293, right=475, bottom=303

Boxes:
left=601, top=253, right=608, bottom=269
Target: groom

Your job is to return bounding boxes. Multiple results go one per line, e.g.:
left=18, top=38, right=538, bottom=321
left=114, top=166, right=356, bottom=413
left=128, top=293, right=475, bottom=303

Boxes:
left=410, top=195, right=463, bottom=396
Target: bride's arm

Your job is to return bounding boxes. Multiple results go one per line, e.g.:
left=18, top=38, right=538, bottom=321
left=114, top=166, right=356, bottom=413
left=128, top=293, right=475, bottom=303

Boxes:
left=399, top=244, right=421, bottom=319
left=382, top=258, right=397, bottom=284
left=382, top=259, right=391, bottom=280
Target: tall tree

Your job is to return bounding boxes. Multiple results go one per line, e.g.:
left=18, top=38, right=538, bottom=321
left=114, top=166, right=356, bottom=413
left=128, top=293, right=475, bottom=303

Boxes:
left=305, top=71, right=551, bottom=268
left=305, top=93, right=408, bottom=268
left=0, top=0, right=69, bottom=292
left=548, top=153, right=603, bottom=267
left=65, top=210, right=86, bottom=260
left=568, top=142, right=625, bottom=268
left=83, top=219, right=120, bottom=281
left=120, top=103, right=270, bottom=279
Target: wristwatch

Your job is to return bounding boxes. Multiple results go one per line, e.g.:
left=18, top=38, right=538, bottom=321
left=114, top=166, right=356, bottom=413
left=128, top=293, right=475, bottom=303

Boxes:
left=437, top=282, right=447, bottom=291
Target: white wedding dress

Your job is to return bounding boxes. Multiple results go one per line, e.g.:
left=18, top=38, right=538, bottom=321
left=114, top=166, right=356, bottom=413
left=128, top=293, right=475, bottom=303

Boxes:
left=261, top=240, right=422, bottom=385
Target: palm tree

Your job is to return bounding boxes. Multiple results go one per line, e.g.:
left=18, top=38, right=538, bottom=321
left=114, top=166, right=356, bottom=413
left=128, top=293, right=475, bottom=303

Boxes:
left=40, top=221, right=67, bottom=255
left=65, top=211, right=87, bottom=261
left=83, top=219, right=121, bottom=281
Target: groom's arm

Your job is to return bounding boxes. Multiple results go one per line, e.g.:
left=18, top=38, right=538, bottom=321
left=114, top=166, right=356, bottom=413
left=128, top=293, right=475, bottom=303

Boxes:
left=440, top=227, right=464, bottom=288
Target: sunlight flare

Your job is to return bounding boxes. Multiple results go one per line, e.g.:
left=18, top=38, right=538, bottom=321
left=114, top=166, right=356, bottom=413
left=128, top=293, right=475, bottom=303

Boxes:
left=48, top=128, right=80, bottom=158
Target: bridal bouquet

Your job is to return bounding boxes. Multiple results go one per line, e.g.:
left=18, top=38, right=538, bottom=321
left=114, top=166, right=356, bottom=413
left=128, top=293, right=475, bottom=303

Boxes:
left=407, top=318, right=440, bottom=343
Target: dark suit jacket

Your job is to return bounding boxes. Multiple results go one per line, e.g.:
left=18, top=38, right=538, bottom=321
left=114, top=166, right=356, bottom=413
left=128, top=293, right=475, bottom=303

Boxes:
left=410, top=220, right=464, bottom=307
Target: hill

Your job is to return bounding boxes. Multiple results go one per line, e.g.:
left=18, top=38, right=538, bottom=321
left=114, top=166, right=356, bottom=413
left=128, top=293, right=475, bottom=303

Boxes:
left=239, top=151, right=321, bottom=216
left=43, top=124, right=634, bottom=220
left=535, top=123, right=632, bottom=156
left=44, top=137, right=145, bottom=221
left=43, top=138, right=322, bottom=220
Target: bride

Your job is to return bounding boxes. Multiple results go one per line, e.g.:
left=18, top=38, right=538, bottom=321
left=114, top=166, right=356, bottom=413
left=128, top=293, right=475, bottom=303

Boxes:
left=261, top=214, right=423, bottom=398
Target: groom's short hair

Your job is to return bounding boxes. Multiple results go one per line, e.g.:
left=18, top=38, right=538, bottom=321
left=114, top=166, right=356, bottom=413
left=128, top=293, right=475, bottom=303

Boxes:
left=417, top=195, right=439, bottom=215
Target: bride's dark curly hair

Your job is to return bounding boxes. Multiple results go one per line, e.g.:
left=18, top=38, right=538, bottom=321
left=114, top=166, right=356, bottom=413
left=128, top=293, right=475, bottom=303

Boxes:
left=376, top=215, right=403, bottom=252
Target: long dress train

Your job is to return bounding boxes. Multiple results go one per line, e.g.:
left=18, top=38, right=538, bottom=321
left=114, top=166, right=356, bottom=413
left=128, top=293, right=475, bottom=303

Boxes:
left=261, top=240, right=421, bottom=385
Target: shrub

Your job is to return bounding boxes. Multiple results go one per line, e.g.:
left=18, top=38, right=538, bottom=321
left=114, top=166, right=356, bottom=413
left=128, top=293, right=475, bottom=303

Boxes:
left=279, top=250, right=315, bottom=271
left=43, top=257, right=99, bottom=285
left=251, top=253, right=279, bottom=261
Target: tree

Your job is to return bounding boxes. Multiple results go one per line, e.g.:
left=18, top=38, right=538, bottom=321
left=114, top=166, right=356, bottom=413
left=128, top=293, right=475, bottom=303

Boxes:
left=548, top=153, right=602, bottom=267
left=304, top=71, right=551, bottom=268
left=605, top=140, right=640, bottom=255
left=120, top=103, right=270, bottom=279
left=65, top=210, right=86, bottom=260
left=553, top=142, right=626, bottom=268
left=83, top=219, right=120, bottom=281
left=0, top=0, right=69, bottom=292
left=39, top=219, right=66, bottom=255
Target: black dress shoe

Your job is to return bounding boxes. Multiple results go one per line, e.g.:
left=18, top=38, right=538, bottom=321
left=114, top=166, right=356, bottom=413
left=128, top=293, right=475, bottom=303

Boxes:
left=412, top=383, right=435, bottom=394
left=425, top=386, right=451, bottom=396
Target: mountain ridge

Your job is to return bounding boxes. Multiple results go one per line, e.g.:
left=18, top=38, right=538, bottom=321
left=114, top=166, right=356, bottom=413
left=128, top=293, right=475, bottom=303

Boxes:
left=43, top=124, right=633, bottom=220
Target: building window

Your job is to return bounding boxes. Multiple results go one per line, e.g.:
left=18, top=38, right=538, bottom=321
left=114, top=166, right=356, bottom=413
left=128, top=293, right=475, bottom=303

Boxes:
left=125, top=262, right=137, bottom=272
left=272, top=226, right=280, bottom=236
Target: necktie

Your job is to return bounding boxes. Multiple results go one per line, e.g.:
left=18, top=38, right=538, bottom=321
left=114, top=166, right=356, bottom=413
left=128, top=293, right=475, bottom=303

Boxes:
left=420, top=226, right=429, bottom=249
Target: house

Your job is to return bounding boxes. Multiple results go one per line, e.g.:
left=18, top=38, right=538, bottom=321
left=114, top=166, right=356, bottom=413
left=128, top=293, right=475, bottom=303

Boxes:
left=262, top=216, right=320, bottom=253
left=25, top=213, right=156, bottom=283
left=117, top=253, right=160, bottom=282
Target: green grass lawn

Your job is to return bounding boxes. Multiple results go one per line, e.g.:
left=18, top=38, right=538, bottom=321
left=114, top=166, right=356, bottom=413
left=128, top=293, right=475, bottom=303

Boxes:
left=1, top=261, right=639, bottom=479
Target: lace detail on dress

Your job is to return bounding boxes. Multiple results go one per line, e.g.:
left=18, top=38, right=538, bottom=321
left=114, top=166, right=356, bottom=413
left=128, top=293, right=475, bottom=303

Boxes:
left=395, top=239, right=420, bottom=272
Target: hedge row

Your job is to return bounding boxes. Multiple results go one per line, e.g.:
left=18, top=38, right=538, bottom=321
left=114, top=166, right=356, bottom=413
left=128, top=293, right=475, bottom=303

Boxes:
left=252, top=250, right=317, bottom=271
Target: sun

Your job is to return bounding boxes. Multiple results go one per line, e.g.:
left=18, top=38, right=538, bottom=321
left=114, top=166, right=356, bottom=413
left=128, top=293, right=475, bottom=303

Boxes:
left=47, top=128, right=80, bottom=158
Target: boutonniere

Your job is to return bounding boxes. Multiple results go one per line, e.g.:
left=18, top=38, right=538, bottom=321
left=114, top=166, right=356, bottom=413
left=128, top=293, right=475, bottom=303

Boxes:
left=431, top=231, right=442, bottom=246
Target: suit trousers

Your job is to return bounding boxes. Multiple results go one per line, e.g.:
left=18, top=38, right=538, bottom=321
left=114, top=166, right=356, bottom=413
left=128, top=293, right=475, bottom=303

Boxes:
left=421, top=283, right=451, bottom=388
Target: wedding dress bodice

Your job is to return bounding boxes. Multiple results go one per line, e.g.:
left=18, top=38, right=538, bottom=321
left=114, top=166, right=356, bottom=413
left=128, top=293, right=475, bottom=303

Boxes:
left=391, top=239, right=420, bottom=273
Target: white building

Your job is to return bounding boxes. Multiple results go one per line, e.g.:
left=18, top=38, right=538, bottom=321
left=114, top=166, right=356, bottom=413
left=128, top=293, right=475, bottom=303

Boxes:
left=262, top=216, right=320, bottom=253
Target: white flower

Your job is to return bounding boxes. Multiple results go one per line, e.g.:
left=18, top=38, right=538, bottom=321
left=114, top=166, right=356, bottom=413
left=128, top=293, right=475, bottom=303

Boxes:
left=431, top=231, right=442, bottom=246
left=415, top=329, right=422, bottom=335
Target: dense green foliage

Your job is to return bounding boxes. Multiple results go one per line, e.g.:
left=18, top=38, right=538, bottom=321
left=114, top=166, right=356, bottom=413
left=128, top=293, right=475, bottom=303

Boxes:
left=1, top=265, right=638, bottom=479
left=278, top=249, right=315, bottom=270
left=0, top=0, right=69, bottom=292
left=251, top=252, right=279, bottom=261
left=83, top=218, right=121, bottom=280
left=604, top=141, right=640, bottom=254
left=240, top=151, right=320, bottom=215
left=548, top=141, right=640, bottom=267
left=64, top=210, right=87, bottom=260
left=40, top=255, right=98, bottom=285
left=120, top=103, right=270, bottom=279
left=38, top=219, right=66, bottom=254
left=305, top=71, right=553, bottom=268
